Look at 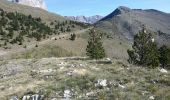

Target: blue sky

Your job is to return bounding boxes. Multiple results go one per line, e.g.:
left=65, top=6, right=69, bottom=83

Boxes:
left=45, top=0, right=170, bottom=16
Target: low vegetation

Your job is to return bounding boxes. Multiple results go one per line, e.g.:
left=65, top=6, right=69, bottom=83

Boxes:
left=0, top=58, right=169, bottom=100
left=11, top=45, right=74, bottom=59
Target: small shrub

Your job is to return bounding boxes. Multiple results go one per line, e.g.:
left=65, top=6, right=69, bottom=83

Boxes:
left=35, top=44, right=38, bottom=47
left=70, top=33, right=76, bottom=41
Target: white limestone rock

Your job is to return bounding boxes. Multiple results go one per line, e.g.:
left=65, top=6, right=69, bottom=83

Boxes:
left=95, top=79, right=107, bottom=87
left=64, top=90, right=71, bottom=98
left=118, top=84, right=126, bottom=89
left=9, top=0, right=47, bottom=10
left=159, top=68, right=168, bottom=73
left=149, top=96, right=155, bottom=100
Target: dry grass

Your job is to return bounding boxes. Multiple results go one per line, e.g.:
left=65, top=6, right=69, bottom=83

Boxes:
left=0, top=57, right=169, bottom=99
left=11, top=44, right=74, bottom=59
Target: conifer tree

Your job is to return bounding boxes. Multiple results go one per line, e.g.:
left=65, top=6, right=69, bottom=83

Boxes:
left=127, top=26, right=159, bottom=67
left=86, top=29, right=105, bottom=59
left=159, top=45, right=170, bottom=69
left=145, top=42, right=160, bottom=67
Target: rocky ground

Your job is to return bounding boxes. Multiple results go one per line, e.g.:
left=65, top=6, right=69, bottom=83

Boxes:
left=0, top=57, right=169, bottom=100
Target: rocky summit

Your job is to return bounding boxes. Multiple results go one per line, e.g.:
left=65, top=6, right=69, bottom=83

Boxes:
left=9, top=0, right=47, bottom=10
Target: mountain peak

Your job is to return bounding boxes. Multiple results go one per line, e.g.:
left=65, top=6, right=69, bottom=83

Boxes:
left=118, top=6, right=131, bottom=11
left=96, top=6, right=170, bottom=44
left=101, top=6, right=131, bottom=21
left=117, top=6, right=131, bottom=13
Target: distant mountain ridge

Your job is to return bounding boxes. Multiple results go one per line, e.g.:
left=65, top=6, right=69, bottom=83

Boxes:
left=95, top=6, right=170, bottom=45
left=65, top=15, right=103, bottom=24
left=8, top=0, right=47, bottom=10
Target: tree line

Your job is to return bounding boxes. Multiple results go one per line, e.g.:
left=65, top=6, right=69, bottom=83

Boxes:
left=86, top=27, right=170, bottom=69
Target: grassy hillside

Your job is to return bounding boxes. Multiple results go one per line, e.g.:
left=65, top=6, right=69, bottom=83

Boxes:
left=11, top=44, right=74, bottom=59
left=0, top=2, right=169, bottom=100
left=0, top=0, right=66, bottom=23
left=0, top=9, right=89, bottom=49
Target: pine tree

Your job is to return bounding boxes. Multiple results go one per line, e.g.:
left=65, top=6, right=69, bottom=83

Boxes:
left=159, top=45, right=170, bottom=69
left=127, top=49, right=136, bottom=64
left=127, top=26, right=160, bottom=67
left=145, top=42, right=160, bottom=67
left=86, top=29, right=105, bottom=59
